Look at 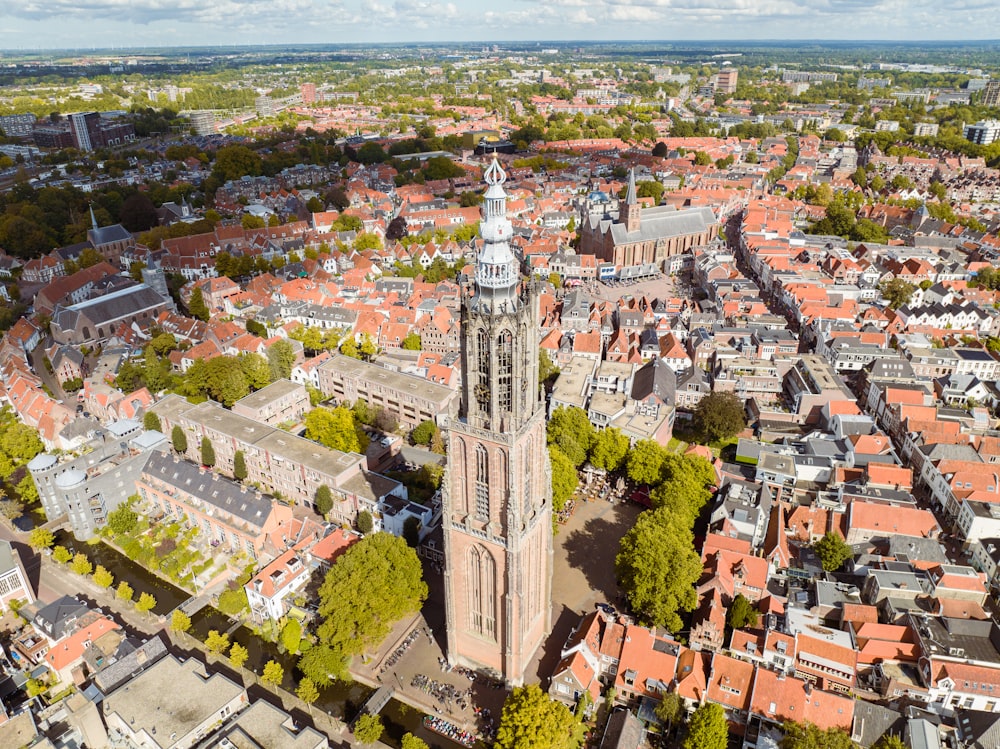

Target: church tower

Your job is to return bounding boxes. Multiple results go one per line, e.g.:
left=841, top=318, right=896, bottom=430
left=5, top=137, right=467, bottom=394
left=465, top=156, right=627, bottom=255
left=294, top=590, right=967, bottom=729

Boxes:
left=623, top=168, right=642, bottom=234
left=441, top=158, right=553, bottom=686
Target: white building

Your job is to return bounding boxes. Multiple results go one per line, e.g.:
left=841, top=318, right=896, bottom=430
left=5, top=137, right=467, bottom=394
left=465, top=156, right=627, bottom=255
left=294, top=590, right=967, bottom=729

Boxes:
left=0, top=540, right=33, bottom=613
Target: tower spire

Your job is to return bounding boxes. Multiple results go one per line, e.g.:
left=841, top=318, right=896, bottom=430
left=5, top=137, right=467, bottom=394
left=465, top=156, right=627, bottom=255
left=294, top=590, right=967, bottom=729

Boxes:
left=89, top=203, right=98, bottom=232
left=473, top=157, right=519, bottom=315
left=623, top=168, right=642, bottom=233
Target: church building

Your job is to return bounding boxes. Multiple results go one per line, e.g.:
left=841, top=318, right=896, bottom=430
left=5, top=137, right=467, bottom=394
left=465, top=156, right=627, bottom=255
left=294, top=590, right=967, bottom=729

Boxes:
left=580, top=170, right=717, bottom=270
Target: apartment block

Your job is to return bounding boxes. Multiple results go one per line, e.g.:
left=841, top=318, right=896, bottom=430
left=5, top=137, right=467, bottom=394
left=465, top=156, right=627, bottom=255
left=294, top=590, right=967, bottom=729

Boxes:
left=149, top=394, right=404, bottom=522
left=232, top=379, right=309, bottom=426
left=317, top=353, right=458, bottom=430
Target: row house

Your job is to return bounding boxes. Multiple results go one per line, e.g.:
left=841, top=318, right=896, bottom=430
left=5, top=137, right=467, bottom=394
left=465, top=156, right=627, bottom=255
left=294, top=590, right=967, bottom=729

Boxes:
left=136, top=451, right=295, bottom=561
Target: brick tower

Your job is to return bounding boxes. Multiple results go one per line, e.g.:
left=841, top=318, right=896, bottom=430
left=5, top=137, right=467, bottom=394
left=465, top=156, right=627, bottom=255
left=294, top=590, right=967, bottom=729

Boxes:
left=441, top=158, right=553, bottom=686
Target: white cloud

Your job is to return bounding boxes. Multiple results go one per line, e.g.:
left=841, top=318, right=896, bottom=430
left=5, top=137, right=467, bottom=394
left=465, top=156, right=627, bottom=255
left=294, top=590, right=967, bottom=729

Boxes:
left=0, top=0, right=991, bottom=44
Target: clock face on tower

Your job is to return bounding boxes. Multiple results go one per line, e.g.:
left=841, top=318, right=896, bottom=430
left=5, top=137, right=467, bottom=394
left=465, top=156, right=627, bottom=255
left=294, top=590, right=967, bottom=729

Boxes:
left=475, top=382, right=490, bottom=408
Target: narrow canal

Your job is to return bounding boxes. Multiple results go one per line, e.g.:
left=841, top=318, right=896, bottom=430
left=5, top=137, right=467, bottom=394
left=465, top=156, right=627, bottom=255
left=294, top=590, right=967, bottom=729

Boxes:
left=53, top=530, right=189, bottom=615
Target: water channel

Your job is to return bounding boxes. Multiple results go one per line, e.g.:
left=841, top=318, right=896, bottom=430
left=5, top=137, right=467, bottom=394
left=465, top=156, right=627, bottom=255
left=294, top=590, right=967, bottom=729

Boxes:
left=53, top=530, right=189, bottom=615
left=54, top=531, right=470, bottom=748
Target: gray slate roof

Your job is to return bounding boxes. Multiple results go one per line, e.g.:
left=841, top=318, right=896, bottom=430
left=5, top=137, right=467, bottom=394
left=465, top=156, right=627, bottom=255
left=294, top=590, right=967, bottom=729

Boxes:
left=142, top=452, right=276, bottom=529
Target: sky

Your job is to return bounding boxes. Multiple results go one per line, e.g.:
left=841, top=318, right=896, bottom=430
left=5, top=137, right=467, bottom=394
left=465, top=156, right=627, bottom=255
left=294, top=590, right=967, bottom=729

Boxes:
left=1, top=0, right=997, bottom=49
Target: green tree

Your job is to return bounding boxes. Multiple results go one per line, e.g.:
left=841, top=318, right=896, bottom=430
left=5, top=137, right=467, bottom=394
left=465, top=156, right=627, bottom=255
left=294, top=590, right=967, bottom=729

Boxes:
left=814, top=532, right=853, bottom=572
left=229, top=642, right=249, bottom=669
left=188, top=286, right=209, bottom=321
left=354, top=713, right=384, bottom=745
left=403, top=516, right=422, bottom=547
left=172, top=425, right=188, bottom=453
left=218, top=587, right=249, bottom=615
left=71, top=553, right=93, bottom=576
left=359, top=333, right=378, bottom=361
left=201, top=436, right=215, bottom=467
left=239, top=352, right=272, bottom=390
left=316, top=533, right=427, bottom=661
left=170, top=609, right=191, bottom=632
left=401, top=332, right=422, bottom=350
left=116, top=581, right=134, bottom=602
left=873, top=736, right=906, bottom=749
left=693, top=151, right=711, bottom=166
left=233, top=450, right=247, bottom=481
left=356, top=510, right=374, bottom=534
left=549, top=446, right=578, bottom=514
left=52, top=545, right=72, bottom=564
left=655, top=691, right=684, bottom=729
left=16, top=475, right=38, bottom=504
left=203, top=356, right=250, bottom=406
left=401, top=733, right=430, bottom=749
left=728, top=593, right=758, bottom=629
left=684, top=702, right=728, bottom=749
left=315, top=485, right=334, bottom=516
left=298, top=644, right=347, bottom=687
left=589, top=427, right=629, bottom=472
left=297, top=677, right=320, bottom=712
left=780, top=721, right=856, bottom=749
left=143, top=411, right=162, bottom=432
left=695, top=391, right=746, bottom=443
left=546, top=405, right=595, bottom=467
left=107, top=502, right=138, bottom=535
left=205, top=629, right=231, bottom=655
left=616, top=507, right=701, bottom=632
left=539, top=349, right=560, bottom=386
left=136, top=592, right=157, bottom=614
left=305, top=406, right=369, bottom=454
left=267, top=339, right=295, bottom=381
left=28, top=527, right=55, bottom=550
left=281, top=619, right=303, bottom=654
left=494, top=684, right=581, bottom=749
left=261, top=659, right=284, bottom=687
left=93, top=565, right=114, bottom=588
left=626, top=439, right=666, bottom=486
left=214, top=144, right=263, bottom=181
left=880, top=277, right=916, bottom=309
left=410, top=420, right=438, bottom=446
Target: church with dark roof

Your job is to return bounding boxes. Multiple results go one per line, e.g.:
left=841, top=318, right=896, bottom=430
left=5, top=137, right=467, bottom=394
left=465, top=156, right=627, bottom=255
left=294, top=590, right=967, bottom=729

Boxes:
left=579, top=169, right=718, bottom=269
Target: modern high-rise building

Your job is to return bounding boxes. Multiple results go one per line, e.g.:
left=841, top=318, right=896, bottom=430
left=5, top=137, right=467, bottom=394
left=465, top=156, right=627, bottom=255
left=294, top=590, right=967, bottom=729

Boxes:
left=982, top=80, right=1000, bottom=108
left=69, top=112, right=100, bottom=152
left=442, top=158, right=553, bottom=685
left=300, top=82, right=317, bottom=105
left=964, top=120, right=1000, bottom=145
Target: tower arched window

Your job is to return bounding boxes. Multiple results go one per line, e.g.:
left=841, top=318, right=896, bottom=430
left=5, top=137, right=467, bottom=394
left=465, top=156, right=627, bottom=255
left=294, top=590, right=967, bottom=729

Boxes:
left=497, top=330, right=513, bottom=413
left=468, top=545, right=496, bottom=640
left=476, top=328, right=491, bottom=416
left=475, top=444, right=490, bottom=520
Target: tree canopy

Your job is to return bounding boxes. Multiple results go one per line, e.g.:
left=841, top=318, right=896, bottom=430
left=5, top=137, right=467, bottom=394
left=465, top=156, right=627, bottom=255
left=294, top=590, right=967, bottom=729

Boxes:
left=549, top=445, right=578, bottom=514
left=616, top=507, right=701, bottom=632
left=494, top=684, right=582, bottom=749
left=780, top=721, right=857, bottom=749
left=728, top=593, right=759, bottom=630
left=305, top=406, right=369, bottom=454
left=814, top=532, right=853, bottom=572
left=314, top=533, right=427, bottom=677
left=683, top=702, right=728, bottom=749
left=695, top=391, right=747, bottom=443
left=880, top=278, right=916, bottom=310
left=589, top=428, right=629, bottom=473
left=546, top=406, right=594, bottom=467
